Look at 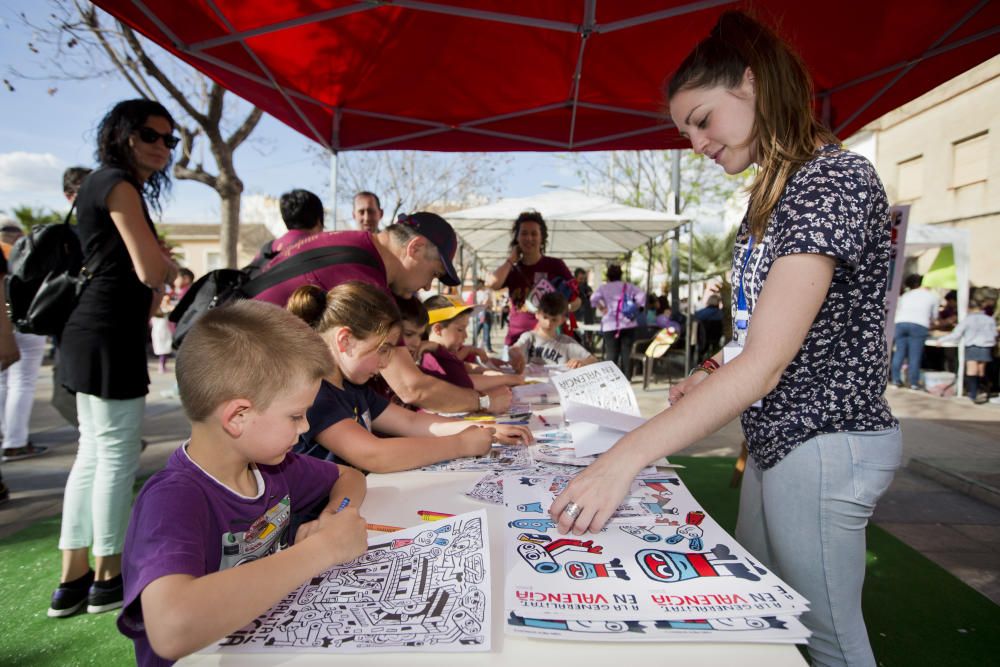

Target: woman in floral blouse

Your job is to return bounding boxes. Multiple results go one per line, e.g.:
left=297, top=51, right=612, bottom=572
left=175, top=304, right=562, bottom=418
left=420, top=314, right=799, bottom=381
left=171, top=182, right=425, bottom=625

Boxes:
left=551, top=12, right=900, bottom=667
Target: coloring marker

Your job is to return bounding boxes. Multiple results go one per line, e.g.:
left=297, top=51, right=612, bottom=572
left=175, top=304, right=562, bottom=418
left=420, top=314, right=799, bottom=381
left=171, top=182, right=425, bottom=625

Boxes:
left=418, top=510, right=455, bottom=522
left=538, top=414, right=551, bottom=427
left=366, top=523, right=404, bottom=533
left=335, top=497, right=351, bottom=512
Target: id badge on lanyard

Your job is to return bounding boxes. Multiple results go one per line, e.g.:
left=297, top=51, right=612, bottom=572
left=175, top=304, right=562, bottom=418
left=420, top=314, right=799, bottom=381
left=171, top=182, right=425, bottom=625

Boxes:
left=724, top=235, right=762, bottom=408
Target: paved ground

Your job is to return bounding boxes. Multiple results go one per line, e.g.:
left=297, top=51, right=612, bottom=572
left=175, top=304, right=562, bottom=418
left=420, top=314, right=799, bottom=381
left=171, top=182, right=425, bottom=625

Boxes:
left=3, top=355, right=999, bottom=606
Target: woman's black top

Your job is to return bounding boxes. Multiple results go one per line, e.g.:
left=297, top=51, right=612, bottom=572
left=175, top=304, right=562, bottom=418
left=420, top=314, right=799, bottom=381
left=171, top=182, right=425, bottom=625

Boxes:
left=59, top=166, right=155, bottom=399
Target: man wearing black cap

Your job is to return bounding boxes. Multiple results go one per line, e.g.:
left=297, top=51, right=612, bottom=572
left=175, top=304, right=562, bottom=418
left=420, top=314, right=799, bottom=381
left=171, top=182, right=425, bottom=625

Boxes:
left=254, top=212, right=513, bottom=415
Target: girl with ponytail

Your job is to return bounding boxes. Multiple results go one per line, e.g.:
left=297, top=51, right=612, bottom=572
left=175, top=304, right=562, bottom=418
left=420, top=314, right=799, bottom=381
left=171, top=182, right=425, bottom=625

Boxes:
left=550, top=12, right=900, bottom=666
left=287, top=282, right=532, bottom=473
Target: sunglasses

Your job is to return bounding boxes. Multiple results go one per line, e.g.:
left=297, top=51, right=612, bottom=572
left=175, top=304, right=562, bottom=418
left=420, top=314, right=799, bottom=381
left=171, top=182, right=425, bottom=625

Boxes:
left=136, top=126, right=179, bottom=149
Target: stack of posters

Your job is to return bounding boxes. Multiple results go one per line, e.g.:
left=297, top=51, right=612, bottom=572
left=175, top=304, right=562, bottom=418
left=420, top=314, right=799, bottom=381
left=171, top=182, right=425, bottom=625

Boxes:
left=502, top=473, right=811, bottom=645
left=215, top=510, right=492, bottom=654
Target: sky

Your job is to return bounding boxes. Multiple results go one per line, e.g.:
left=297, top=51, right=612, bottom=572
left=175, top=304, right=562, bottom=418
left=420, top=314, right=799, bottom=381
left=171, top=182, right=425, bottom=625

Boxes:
left=0, top=1, right=583, bottom=226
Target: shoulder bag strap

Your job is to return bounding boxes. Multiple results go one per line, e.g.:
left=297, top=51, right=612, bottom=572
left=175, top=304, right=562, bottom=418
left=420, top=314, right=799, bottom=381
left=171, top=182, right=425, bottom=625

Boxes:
left=240, top=245, right=380, bottom=298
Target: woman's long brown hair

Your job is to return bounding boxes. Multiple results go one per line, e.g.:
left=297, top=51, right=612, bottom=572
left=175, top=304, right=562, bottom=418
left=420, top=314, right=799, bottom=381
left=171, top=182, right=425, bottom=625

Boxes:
left=668, top=11, right=838, bottom=239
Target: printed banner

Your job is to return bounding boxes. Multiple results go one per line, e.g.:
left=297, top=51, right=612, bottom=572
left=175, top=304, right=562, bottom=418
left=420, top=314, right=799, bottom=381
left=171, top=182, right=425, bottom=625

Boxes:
left=503, top=474, right=809, bottom=622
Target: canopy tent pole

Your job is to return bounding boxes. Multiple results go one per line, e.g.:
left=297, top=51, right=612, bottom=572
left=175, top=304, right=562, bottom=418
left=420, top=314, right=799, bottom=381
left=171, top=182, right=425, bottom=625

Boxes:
left=328, top=150, right=338, bottom=231
left=670, top=150, right=681, bottom=317
left=686, top=222, right=693, bottom=376
left=471, top=256, right=480, bottom=347
left=645, top=240, right=653, bottom=296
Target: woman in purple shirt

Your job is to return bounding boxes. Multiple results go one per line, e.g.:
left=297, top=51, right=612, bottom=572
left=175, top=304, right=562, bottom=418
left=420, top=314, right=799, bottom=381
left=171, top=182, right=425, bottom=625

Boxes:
left=590, top=263, right=646, bottom=375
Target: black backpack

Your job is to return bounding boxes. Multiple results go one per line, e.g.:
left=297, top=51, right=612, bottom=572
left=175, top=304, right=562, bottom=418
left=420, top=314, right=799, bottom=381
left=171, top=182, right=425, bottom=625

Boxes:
left=169, top=244, right=379, bottom=349
left=4, top=204, right=117, bottom=336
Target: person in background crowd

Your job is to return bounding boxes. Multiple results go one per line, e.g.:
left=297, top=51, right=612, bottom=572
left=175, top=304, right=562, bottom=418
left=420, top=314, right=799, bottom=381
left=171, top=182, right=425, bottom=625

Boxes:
left=353, top=191, right=383, bottom=233
left=935, top=294, right=997, bottom=403
left=590, top=263, right=645, bottom=375
left=551, top=12, right=901, bottom=666
left=245, top=189, right=325, bottom=278
left=473, top=279, right=495, bottom=353
left=891, top=273, right=940, bottom=389
left=173, top=267, right=194, bottom=301
left=932, top=290, right=958, bottom=332
left=50, top=166, right=95, bottom=429
left=574, top=268, right=595, bottom=326
left=0, top=232, right=20, bottom=504
left=51, top=99, right=179, bottom=618
left=0, top=223, right=48, bottom=464
left=509, top=292, right=598, bottom=372
left=485, top=211, right=580, bottom=348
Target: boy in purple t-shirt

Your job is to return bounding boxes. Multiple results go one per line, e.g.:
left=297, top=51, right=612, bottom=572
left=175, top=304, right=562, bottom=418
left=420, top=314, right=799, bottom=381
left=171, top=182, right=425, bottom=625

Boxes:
left=117, top=301, right=367, bottom=666
left=420, top=296, right=524, bottom=401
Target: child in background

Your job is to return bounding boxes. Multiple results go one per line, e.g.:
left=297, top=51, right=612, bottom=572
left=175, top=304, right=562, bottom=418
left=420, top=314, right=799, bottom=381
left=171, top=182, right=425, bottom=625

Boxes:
left=289, top=282, right=533, bottom=473
left=509, top=292, right=598, bottom=373
left=118, top=300, right=368, bottom=666
left=421, top=295, right=525, bottom=391
left=935, top=295, right=998, bottom=403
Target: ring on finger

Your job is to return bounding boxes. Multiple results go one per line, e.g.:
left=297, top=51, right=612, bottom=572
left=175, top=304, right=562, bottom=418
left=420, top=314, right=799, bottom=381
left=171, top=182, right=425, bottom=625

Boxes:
left=563, top=502, right=582, bottom=519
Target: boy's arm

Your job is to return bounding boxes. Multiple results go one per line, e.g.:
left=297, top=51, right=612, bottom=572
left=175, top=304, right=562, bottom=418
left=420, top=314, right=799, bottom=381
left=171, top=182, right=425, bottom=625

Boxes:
left=470, top=372, right=524, bottom=391
left=329, top=465, right=366, bottom=510
left=317, top=417, right=492, bottom=473
left=295, top=465, right=367, bottom=543
left=140, top=508, right=367, bottom=661
left=381, top=346, right=481, bottom=413
left=375, top=404, right=532, bottom=444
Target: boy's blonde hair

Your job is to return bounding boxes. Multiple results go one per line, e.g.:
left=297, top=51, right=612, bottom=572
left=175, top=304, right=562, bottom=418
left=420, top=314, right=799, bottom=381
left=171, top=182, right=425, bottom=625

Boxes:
left=176, top=300, right=333, bottom=422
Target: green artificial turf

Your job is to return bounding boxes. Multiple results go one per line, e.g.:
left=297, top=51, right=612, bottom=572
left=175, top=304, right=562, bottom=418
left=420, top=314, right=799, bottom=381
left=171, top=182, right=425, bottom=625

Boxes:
left=1, top=457, right=997, bottom=666
left=0, top=517, right=134, bottom=666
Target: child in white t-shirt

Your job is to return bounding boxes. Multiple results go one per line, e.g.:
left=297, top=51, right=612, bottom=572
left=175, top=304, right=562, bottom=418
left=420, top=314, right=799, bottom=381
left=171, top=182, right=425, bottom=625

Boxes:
left=510, top=292, right=597, bottom=373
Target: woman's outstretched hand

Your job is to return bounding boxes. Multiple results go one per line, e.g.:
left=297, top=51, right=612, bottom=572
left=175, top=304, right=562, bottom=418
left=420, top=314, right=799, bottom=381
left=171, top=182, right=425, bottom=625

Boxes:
left=549, top=448, right=637, bottom=535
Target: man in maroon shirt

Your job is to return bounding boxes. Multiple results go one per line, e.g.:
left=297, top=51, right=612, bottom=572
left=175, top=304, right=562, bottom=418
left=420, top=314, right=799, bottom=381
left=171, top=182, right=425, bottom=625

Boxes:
left=255, top=212, right=513, bottom=415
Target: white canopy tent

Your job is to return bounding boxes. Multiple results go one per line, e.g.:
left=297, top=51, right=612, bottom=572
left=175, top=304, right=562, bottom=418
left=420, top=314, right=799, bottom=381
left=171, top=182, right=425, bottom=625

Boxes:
left=446, top=189, right=688, bottom=276
left=902, top=224, right=972, bottom=396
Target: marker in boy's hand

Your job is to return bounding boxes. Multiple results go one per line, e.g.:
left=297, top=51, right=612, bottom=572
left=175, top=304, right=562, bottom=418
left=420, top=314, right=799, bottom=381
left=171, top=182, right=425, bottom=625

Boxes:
left=298, top=507, right=368, bottom=564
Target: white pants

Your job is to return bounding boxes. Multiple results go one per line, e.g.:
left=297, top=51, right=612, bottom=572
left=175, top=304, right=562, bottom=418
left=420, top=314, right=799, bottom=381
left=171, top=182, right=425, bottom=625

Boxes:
left=58, top=393, right=144, bottom=556
left=0, top=332, right=47, bottom=449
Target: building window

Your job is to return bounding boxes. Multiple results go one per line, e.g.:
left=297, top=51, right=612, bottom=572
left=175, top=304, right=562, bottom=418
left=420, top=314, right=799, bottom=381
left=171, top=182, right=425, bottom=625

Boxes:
left=206, top=251, right=221, bottom=272
left=952, top=131, right=987, bottom=188
left=897, top=155, right=923, bottom=202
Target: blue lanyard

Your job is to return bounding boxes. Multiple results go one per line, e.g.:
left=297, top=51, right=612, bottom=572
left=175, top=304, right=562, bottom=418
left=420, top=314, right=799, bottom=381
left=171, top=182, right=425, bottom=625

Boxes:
left=735, top=236, right=754, bottom=342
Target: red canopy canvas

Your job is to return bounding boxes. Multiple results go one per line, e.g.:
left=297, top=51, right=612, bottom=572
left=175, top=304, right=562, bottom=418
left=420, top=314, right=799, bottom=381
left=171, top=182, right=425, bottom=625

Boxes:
left=93, top=0, right=1000, bottom=152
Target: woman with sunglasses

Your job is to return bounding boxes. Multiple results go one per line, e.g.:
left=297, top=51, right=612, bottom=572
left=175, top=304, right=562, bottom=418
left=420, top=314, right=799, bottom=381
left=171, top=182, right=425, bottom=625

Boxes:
left=50, top=99, right=179, bottom=618
left=550, top=12, right=900, bottom=666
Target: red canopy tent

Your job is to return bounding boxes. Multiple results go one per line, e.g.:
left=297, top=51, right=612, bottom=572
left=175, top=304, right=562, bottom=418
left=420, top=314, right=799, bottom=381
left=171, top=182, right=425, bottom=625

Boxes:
left=92, top=0, right=999, bottom=152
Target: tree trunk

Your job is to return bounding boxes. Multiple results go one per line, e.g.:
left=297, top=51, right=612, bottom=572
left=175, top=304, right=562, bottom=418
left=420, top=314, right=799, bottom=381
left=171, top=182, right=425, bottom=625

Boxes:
left=219, top=189, right=241, bottom=268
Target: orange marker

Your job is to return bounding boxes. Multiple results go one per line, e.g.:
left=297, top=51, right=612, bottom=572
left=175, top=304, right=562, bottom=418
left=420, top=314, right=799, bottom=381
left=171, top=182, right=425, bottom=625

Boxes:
left=366, top=523, right=404, bottom=533
left=418, top=510, right=455, bottom=522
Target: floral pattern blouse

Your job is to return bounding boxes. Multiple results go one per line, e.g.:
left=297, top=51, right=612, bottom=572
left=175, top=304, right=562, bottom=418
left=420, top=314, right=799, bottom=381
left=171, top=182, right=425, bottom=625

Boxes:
left=733, top=145, right=898, bottom=470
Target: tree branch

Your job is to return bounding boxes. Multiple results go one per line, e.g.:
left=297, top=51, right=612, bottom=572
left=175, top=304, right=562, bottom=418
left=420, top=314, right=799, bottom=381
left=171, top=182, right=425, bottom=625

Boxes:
left=227, top=106, right=264, bottom=151
left=78, top=3, right=153, bottom=100
left=119, top=22, right=208, bottom=126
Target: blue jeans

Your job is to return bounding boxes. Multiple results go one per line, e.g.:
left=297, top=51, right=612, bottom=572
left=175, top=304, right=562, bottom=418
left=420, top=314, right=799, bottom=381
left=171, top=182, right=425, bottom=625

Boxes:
left=736, top=428, right=902, bottom=667
left=891, top=322, right=928, bottom=387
